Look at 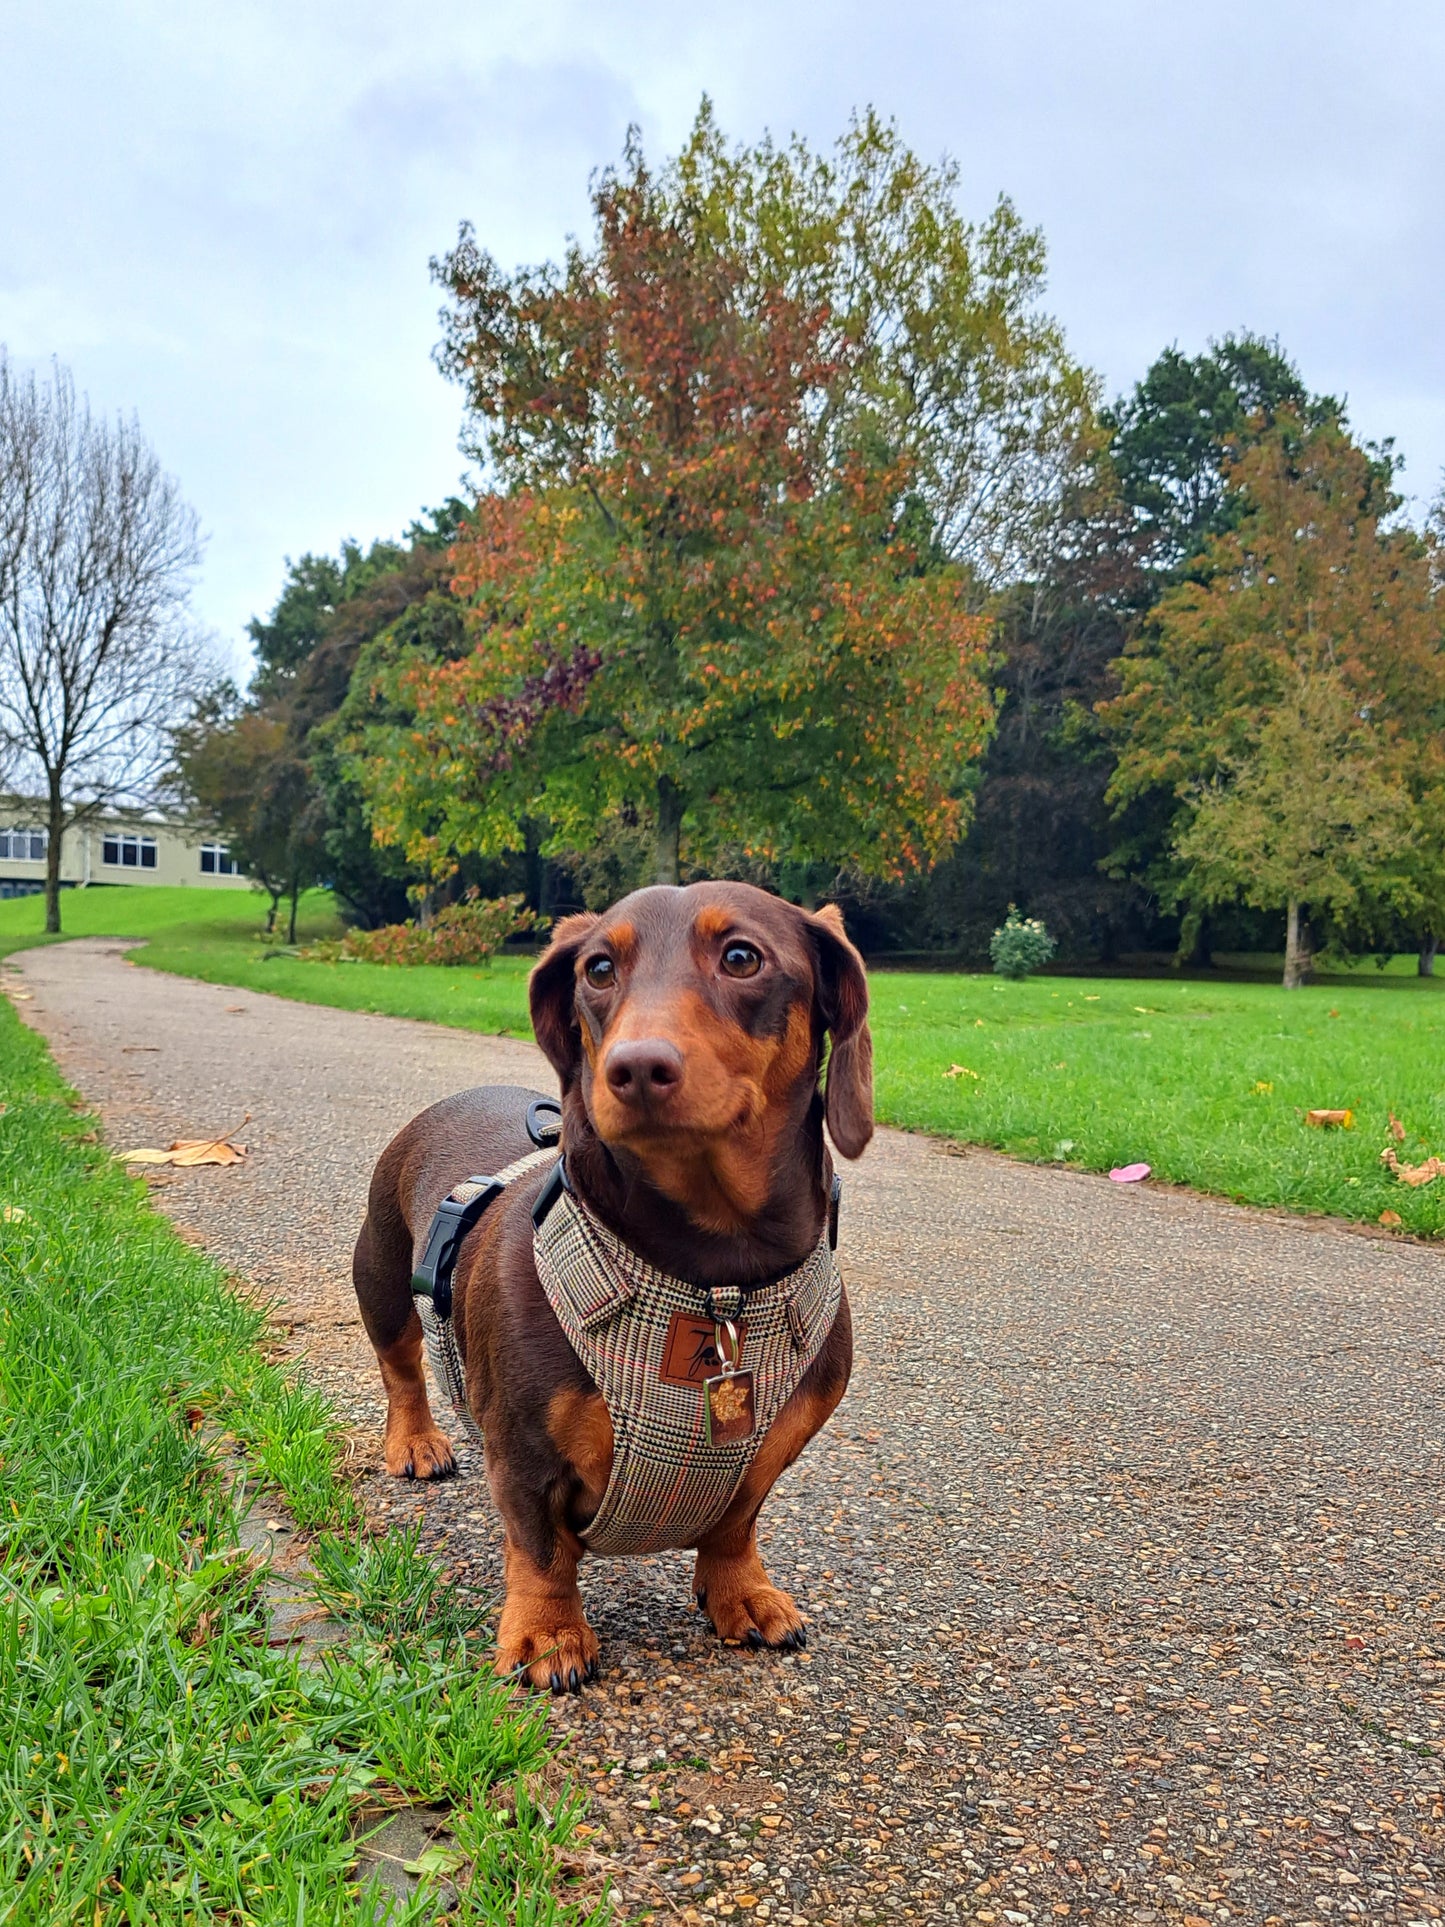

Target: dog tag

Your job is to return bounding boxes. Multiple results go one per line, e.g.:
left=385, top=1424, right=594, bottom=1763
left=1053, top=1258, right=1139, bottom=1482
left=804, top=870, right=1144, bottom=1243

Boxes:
left=703, top=1314, right=754, bottom=1444
left=703, top=1367, right=756, bottom=1446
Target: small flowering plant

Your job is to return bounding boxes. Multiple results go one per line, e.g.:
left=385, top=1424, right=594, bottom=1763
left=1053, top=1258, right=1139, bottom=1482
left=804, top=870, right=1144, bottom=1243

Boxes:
left=989, top=904, right=1056, bottom=980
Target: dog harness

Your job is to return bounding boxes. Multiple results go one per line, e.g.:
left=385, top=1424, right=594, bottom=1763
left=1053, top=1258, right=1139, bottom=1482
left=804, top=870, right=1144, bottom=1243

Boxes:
left=411, top=1121, right=843, bottom=1558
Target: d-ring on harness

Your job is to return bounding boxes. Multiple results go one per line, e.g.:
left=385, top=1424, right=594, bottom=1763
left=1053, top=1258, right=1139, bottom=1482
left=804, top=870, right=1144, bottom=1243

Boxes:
left=410, top=1099, right=562, bottom=1445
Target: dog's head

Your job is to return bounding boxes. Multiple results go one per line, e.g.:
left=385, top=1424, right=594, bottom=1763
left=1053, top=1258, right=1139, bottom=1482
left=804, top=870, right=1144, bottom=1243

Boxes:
left=529, top=882, right=872, bottom=1230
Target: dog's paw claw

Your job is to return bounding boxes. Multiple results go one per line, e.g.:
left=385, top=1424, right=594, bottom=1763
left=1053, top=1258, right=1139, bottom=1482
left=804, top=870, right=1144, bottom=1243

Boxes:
left=384, top=1426, right=457, bottom=1482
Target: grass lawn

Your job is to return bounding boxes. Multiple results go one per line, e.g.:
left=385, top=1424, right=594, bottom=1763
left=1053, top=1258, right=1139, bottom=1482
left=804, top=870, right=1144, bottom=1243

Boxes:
left=2, top=883, right=1442, bottom=1236
left=0, top=991, right=605, bottom=1923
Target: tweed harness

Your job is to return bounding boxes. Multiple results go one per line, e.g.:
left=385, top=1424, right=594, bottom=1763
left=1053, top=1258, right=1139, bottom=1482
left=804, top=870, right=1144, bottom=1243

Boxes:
left=411, top=1105, right=842, bottom=1557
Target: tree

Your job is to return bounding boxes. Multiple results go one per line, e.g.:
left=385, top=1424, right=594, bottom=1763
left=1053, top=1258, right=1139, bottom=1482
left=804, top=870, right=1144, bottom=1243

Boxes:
left=0, top=355, right=208, bottom=932
left=1174, top=669, right=1416, bottom=987
left=357, top=112, right=1004, bottom=888
left=171, top=688, right=326, bottom=940
left=1103, top=334, right=1340, bottom=572
left=660, top=104, right=1097, bottom=586
left=1100, top=417, right=1445, bottom=979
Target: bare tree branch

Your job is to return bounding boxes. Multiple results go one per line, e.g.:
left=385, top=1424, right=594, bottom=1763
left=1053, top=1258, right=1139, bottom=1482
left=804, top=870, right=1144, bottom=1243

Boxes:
left=0, top=352, right=213, bottom=929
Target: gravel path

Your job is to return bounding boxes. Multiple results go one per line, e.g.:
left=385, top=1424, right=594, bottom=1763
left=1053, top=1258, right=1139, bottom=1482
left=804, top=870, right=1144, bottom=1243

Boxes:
left=10, top=937, right=1445, bottom=1927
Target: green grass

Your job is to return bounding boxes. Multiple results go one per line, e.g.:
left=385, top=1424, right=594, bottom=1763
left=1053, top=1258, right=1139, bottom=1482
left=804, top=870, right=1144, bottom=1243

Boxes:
left=2, top=884, right=1442, bottom=1235
left=867, top=971, right=1445, bottom=1238
left=0, top=995, right=608, bottom=1924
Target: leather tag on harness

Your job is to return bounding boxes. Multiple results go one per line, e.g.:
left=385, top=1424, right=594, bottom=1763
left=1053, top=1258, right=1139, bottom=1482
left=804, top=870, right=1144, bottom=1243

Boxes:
left=659, top=1312, right=749, bottom=1389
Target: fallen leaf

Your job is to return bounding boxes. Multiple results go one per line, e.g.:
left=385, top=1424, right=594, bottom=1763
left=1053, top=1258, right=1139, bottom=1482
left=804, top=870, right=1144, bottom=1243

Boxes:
left=1379, top=1148, right=1443, bottom=1187
left=3, top=1205, right=27, bottom=1222
left=1109, top=1163, right=1151, bottom=1184
left=1305, top=1109, right=1353, bottom=1128
left=942, top=1063, right=979, bottom=1079
left=402, top=1844, right=467, bottom=1879
left=1252, top=1080, right=1274, bottom=1095
left=1084, top=994, right=1099, bottom=1001
left=1378, top=1209, right=1402, bottom=1228
left=7, top=990, right=32, bottom=1001
left=117, top=1113, right=250, bottom=1168
left=169, top=1136, right=248, bottom=1167
left=1132, top=1005, right=1155, bottom=1014
left=1388, top=1111, right=1406, bottom=1142
left=1328, top=1008, right=1340, bottom=1017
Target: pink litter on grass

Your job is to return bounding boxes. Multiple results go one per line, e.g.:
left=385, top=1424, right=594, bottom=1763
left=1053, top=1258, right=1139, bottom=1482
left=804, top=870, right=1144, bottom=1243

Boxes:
left=1109, top=1162, right=1151, bottom=1184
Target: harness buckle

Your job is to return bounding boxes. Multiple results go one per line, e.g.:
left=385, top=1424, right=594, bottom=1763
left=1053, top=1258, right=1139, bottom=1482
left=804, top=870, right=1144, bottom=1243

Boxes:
left=412, top=1178, right=505, bottom=1319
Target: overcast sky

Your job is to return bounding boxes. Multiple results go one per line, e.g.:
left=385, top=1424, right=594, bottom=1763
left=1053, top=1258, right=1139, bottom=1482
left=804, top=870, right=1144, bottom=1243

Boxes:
left=3, top=1, right=1441, bottom=675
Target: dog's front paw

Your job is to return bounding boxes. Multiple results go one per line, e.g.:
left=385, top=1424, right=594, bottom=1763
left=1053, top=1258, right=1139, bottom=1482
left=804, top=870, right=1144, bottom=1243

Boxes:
left=496, top=1614, right=601, bottom=1694
left=383, top=1422, right=457, bottom=1481
left=697, top=1579, right=806, bottom=1652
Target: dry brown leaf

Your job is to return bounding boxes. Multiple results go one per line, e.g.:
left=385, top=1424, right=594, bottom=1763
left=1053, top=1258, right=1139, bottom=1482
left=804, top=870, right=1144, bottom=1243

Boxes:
left=2, top=1205, right=27, bottom=1222
left=942, top=1063, right=979, bottom=1080
left=169, top=1137, right=247, bottom=1167
left=117, top=1113, right=250, bottom=1169
left=1378, top=1209, right=1403, bottom=1228
left=1305, top=1108, right=1354, bottom=1128
left=1387, top=1111, right=1407, bottom=1142
left=1379, top=1147, right=1443, bottom=1187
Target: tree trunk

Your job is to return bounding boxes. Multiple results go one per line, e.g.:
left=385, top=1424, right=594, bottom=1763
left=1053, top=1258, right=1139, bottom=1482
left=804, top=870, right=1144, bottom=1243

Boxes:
left=654, top=776, right=683, bottom=886
left=44, top=782, right=64, bottom=935
left=1419, top=934, right=1438, bottom=978
left=264, top=887, right=281, bottom=934
left=1283, top=897, right=1307, bottom=989
left=287, top=880, right=300, bottom=945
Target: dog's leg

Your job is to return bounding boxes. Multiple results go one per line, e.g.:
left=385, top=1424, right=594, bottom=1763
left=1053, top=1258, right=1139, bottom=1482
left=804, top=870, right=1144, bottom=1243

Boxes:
left=353, top=1213, right=457, bottom=1481
left=693, top=1306, right=852, bottom=1650
left=495, top=1531, right=599, bottom=1692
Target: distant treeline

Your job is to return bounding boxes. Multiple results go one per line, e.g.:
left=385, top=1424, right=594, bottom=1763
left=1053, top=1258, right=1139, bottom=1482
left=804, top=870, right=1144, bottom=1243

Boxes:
left=172, top=109, right=1445, bottom=981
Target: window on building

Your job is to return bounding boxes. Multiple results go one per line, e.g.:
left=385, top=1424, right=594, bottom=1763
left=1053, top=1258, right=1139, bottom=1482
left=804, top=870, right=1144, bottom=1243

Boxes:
left=102, top=832, right=157, bottom=870
left=0, top=828, right=47, bottom=861
left=199, top=842, right=239, bottom=876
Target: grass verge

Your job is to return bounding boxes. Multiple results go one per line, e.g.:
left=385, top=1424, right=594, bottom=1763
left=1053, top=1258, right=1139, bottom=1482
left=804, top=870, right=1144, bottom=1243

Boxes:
left=2, top=885, right=1441, bottom=1235
left=0, top=994, right=607, bottom=1924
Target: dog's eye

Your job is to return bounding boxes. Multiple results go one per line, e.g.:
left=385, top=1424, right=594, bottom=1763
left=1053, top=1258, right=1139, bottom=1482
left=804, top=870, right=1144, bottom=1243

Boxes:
left=583, top=955, right=616, bottom=989
left=720, top=941, right=762, bottom=980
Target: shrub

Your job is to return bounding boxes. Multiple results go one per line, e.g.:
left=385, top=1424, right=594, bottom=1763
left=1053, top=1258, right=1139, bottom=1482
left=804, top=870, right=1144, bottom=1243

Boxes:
left=989, top=904, right=1056, bottom=980
left=303, top=891, right=540, bottom=967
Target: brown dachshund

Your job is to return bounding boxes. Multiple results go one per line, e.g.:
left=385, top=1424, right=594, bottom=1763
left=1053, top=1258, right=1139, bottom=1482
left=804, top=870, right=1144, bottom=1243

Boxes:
left=351, top=880, right=872, bottom=1689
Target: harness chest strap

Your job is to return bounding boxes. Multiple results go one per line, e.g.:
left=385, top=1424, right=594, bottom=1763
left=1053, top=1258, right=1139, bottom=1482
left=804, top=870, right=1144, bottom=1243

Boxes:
left=412, top=1149, right=843, bottom=1560
left=533, top=1186, right=841, bottom=1559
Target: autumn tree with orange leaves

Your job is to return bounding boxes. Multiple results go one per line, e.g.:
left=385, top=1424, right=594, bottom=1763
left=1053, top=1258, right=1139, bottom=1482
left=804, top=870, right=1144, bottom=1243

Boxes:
left=350, top=111, right=1091, bottom=889
left=1101, top=419, right=1445, bottom=984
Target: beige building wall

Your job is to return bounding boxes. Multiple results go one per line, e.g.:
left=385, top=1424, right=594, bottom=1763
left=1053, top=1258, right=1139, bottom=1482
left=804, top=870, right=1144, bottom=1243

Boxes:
left=0, top=809, right=252, bottom=893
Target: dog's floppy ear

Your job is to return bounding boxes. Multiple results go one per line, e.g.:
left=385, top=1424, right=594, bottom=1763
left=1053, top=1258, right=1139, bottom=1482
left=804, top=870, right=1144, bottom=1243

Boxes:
left=808, top=904, right=873, bottom=1159
left=529, top=912, right=600, bottom=1084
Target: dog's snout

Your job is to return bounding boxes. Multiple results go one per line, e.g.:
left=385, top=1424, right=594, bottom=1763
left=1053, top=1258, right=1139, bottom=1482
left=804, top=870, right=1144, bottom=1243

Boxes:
left=605, top=1038, right=684, bottom=1103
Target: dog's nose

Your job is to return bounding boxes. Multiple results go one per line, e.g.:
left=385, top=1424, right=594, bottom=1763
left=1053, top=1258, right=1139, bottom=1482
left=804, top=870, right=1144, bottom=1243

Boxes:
left=604, top=1038, right=684, bottom=1103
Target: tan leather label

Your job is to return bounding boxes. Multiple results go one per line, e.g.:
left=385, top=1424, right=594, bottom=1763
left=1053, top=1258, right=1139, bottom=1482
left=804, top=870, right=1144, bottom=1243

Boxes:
left=659, top=1311, right=748, bottom=1389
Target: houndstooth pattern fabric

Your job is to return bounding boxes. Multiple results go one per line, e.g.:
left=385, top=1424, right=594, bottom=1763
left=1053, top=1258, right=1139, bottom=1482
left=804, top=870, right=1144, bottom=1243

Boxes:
left=534, top=1185, right=842, bottom=1557
left=416, top=1148, right=558, bottom=1447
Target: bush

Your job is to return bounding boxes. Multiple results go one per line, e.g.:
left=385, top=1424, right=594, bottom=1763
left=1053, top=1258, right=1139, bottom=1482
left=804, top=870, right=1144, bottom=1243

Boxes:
left=990, top=904, right=1056, bottom=979
left=303, top=891, right=540, bottom=967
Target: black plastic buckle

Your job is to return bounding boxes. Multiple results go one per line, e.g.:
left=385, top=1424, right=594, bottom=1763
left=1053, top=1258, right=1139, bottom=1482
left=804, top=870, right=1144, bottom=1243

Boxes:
left=412, top=1179, right=504, bottom=1320
left=526, top=1097, right=562, bottom=1148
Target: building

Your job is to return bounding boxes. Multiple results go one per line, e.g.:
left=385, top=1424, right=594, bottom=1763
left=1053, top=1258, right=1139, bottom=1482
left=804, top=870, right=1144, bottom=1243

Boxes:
left=0, top=805, right=250, bottom=898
